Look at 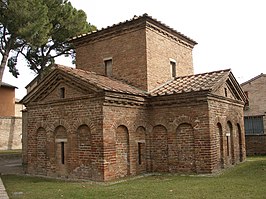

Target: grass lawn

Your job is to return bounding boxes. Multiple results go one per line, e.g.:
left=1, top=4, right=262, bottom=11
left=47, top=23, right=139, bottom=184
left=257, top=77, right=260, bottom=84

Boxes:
left=2, top=156, right=266, bottom=199
left=0, top=149, right=22, bottom=155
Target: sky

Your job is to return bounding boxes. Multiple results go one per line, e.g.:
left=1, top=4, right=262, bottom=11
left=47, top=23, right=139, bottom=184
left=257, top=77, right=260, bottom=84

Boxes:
left=2, top=0, right=266, bottom=99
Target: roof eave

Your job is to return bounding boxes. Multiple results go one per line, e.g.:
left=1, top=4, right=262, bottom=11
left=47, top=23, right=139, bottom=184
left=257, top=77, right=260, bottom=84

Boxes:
left=70, top=14, right=197, bottom=47
left=241, top=73, right=266, bottom=86
left=1, top=82, right=17, bottom=89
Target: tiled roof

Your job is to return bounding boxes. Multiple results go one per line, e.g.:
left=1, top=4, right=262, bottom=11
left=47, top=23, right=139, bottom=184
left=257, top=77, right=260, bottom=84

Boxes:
left=70, top=14, right=197, bottom=45
left=150, top=69, right=231, bottom=96
left=56, top=65, right=230, bottom=97
left=56, top=65, right=147, bottom=96
left=241, top=73, right=266, bottom=86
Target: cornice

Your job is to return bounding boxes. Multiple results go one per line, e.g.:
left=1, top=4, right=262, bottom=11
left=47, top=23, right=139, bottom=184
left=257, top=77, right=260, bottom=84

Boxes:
left=149, top=91, right=209, bottom=107
left=71, top=14, right=197, bottom=48
left=72, top=20, right=146, bottom=47
left=103, top=91, right=148, bottom=107
left=27, top=94, right=104, bottom=108
left=145, top=21, right=196, bottom=49
left=207, top=93, right=245, bottom=107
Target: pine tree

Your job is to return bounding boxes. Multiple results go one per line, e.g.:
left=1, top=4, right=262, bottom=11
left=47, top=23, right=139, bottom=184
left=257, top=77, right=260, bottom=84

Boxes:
left=0, top=0, right=95, bottom=83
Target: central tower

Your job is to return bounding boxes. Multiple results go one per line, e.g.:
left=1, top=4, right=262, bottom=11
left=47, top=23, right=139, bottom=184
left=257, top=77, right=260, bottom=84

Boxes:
left=72, top=14, right=197, bottom=91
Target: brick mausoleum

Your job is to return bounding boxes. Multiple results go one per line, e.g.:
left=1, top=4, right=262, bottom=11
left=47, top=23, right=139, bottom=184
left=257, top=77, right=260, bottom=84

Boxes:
left=21, top=14, right=247, bottom=181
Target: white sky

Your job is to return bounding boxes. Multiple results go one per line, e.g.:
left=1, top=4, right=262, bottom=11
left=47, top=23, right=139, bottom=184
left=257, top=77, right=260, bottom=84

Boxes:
left=3, top=0, right=266, bottom=99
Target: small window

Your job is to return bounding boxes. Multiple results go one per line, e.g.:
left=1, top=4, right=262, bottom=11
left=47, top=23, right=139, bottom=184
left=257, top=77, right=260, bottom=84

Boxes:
left=138, top=142, right=142, bottom=165
left=104, top=59, right=112, bottom=77
left=59, top=87, right=65, bottom=98
left=170, top=61, right=176, bottom=78
left=224, top=88, right=228, bottom=97
left=61, top=142, right=65, bottom=164
left=226, top=136, right=230, bottom=156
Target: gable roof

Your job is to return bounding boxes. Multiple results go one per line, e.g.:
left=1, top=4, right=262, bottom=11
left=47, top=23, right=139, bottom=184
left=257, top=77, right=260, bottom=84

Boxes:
left=241, top=73, right=266, bottom=86
left=21, top=65, right=148, bottom=104
left=71, top=14, right=197, bottom=47
left=22, top=65, right=246, bottom=104
left=150, top=69, right=247, bottom=102
left=150, top=69, right=231, bottom=96
left=56, top=65, right=148, bottom=96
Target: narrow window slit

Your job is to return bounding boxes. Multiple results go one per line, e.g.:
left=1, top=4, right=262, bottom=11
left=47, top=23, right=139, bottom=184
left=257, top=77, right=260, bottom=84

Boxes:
left=226, top=136, right=230, bottom=156
left=60, top=87, right=65, bottom=98
left=138, top=142, right=142, bottom=165
left=170, top=61, right=176, bottom=78
left=61, top=142, right=65, bottom=164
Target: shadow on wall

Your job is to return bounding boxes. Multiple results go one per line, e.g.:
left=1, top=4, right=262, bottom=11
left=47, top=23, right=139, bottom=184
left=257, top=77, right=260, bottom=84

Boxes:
left=0, top=116, right=22, bottom=150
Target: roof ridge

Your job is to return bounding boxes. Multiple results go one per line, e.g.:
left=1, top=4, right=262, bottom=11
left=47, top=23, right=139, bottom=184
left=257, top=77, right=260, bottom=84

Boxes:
left=70, top=13, right=197, bottom=45
left=70, top=14, right=147, bottom=41
left=177, top=68, right=231, bottom=79
left=241, top=73, right=266, bottom=86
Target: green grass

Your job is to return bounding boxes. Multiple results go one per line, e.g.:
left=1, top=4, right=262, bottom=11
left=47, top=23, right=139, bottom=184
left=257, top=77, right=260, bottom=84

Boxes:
left=0, top=149, right=22, bottom=154
left=2, top=156, right=266, bottom=199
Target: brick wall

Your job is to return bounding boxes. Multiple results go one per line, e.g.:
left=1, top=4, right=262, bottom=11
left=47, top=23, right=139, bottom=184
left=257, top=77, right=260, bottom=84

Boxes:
left=74, top=18, right=195, bottom=92
left=24, top=87, right=245, bottom=181
left=102, top=102, right=148, bottom=181
left=24, top=93, right=105, bottom=181
left=146, top=27, right=194, bottom=91
left=208, top=98, right=246, bottom=172
left=0, top=116, right=22, bottom=150
left=242, top=75, right=266, bottom=116
left=75, top=27, right=148, bottom=91
left=245, top=135, right=266, bottom=155
left=149, top=94, right=213, bottom=174
left=100, top=92, right=245, bottom=181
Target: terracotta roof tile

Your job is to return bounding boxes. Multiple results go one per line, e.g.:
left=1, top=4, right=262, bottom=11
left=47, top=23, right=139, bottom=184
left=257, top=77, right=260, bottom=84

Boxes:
left=56, top=65, right=147, bottom=96
left=54, top=65, right=230, bottom=97
left=150, top=69, right=231, bottom=96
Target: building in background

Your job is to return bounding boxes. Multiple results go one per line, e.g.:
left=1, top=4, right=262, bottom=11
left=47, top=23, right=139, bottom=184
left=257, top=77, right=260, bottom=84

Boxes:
left=0, top=82, right=23, bottom=150
left=241, top=73, right=266, bottom=155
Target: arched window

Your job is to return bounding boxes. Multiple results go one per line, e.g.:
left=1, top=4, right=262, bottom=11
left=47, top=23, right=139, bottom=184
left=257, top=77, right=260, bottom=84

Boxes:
left=77, top=124, right=91, bottom=165
left=116, top=125, right=130, bottom=177
left=226, top=121, right=234, bottom=164
left=217, top=123, right=224, bottom=168
left=151, top=125, right=168, bottom=172
left=136, top=126, right=146, bottom=174
left=226, top=122, right=232, bottom=157
left=176, top=123, right=195, bottom=172
left=78, top=125, right=91, bottom=151
left=55, top=126, right=67, bottom=165
left=36, top=127, right=46, bottom=174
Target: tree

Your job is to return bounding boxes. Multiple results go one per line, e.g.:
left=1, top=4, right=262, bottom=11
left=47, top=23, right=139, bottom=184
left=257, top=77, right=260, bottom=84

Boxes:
left=0, top=0, right=95, bottom=83
left=0, top=0, right=50, bottom=82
